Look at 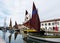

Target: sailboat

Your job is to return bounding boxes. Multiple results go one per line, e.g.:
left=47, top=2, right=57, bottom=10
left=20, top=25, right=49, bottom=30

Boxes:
left=23, top=2, right=60, bottom=43
left=9, top=19, right=19, bottom=43
left=23, top=2, right=40, bottom=33
left=9, top=18, right=14, bottom=34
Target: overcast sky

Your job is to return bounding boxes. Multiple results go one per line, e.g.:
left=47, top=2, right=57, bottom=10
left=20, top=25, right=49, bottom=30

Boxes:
left=0, top=0, right=60, bottom=26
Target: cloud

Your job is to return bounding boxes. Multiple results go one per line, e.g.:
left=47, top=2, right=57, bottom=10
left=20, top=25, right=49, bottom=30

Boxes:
left=0, top=0, right=60, bottom=26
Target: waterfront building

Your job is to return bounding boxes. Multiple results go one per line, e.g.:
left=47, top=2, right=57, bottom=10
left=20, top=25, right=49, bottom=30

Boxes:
left=41, top=18, right=60, bottom=31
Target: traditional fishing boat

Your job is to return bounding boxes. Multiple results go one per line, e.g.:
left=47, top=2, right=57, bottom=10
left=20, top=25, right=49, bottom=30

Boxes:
left=23, top=2, right=60, bottom=43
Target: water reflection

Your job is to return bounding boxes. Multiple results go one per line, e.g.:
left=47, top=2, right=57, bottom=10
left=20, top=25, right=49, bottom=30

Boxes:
left=0, top=30, right=24, bottom=43
left=14, top=31, right=19, bottom=40
left=9, top=34, right=12, bottom=43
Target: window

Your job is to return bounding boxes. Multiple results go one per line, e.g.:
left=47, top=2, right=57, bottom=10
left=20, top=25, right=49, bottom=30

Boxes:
left=42, top=24, right=44, bottom=26
left=45, top=23, right=47, bottom=26
left=52, top=23, right=54, bottom=25
left=48, top=23, right=51, bottom=25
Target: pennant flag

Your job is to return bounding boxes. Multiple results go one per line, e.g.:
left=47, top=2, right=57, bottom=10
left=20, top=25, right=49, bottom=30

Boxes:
left=30, top=2, right=40, bottom=32
left=9, top=19, right=12, bottom=30
left=14, top=21, right=18, bottom=29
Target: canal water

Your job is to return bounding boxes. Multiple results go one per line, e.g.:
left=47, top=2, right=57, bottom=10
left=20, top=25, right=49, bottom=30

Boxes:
left=0, top=30, right=24, bottom=43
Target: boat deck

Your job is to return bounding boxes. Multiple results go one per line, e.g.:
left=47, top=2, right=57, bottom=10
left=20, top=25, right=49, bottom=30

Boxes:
left=28, top=35, right=60, bottom=43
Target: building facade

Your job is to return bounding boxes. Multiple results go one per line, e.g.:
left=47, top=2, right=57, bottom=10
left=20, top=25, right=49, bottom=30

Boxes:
left=41, top=19, right=60, bottom=31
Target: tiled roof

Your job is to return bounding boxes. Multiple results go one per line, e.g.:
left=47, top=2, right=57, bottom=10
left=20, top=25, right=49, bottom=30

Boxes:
left=41, top=18, right=60, bottom=23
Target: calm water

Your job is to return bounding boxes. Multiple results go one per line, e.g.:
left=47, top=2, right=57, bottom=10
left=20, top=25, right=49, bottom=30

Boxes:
left=0, top=30, right=24, bottom=43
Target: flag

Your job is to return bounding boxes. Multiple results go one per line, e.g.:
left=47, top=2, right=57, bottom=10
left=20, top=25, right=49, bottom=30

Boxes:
left=30, top=2, right=40, bottom=32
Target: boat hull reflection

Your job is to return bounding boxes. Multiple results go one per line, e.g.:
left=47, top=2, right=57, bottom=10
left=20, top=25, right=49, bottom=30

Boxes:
left=0, top=30, right=24, bottom=43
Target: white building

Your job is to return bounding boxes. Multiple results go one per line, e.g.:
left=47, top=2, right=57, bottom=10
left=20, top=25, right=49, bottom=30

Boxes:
left=41, top=19, right=60, bottom=31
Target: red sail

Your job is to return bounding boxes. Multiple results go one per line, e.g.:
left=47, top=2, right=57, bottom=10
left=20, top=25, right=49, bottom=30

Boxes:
left=23, top=2, right=40, bottom=32
left=30, top=2, right=40, bottom=32
left=23, top=20, right=31, bottom=28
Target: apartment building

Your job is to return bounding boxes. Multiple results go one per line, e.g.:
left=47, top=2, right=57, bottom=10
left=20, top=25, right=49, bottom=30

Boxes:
left=41, top=19, right=60, bottom=31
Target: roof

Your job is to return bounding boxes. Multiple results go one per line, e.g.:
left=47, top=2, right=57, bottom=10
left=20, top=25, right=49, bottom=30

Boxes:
left=41, top=18, right=60, bottom=23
